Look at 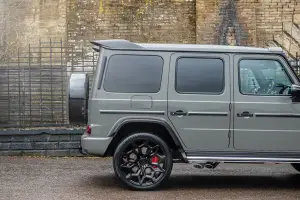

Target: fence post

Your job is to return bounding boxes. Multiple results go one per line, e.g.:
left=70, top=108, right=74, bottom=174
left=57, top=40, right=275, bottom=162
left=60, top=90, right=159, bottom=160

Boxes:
left=7, top=55, right=10, bottom=123
left=29, top=44, right=32, bottom=126
left=50, top=39, right=54, bottom=122
left=18, top=48, right=21, bottom=126
left=39, top=39, right=43, bottom=124
left=82, top=47, right=84, bottom=72
left=60, top=39, right=64, bottom=124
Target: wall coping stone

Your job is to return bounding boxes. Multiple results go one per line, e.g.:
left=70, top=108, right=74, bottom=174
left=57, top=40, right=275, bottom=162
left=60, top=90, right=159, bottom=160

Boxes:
left=0, top=128, right=85, bottom=136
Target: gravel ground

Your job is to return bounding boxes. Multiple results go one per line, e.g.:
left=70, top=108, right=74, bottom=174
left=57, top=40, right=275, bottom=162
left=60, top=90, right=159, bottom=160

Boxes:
left=1, top=156, right=300, bottom=200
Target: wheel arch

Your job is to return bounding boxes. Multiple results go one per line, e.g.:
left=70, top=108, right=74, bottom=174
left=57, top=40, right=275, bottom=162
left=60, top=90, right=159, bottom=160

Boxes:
left=104, top=118, right=185, bottom=157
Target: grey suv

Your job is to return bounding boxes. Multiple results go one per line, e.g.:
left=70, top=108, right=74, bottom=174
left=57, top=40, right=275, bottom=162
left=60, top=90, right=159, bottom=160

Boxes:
left=68, top=39, right=300, bottom=190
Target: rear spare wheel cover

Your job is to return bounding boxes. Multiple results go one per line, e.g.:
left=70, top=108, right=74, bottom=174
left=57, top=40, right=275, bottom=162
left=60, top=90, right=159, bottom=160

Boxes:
left=68, top=73, right=89, bottom=125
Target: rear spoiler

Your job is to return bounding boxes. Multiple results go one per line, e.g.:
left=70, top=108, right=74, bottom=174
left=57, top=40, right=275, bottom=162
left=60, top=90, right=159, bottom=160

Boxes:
left=92, top=47, right=100, bottom=52
left=90, top=39, right=144, bottom=51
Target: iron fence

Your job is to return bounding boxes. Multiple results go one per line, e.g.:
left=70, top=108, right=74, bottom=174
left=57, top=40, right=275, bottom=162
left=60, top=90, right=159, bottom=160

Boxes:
left=0, top=39, right=98, bottom=128
left=290, top=52, right=300, bottom=74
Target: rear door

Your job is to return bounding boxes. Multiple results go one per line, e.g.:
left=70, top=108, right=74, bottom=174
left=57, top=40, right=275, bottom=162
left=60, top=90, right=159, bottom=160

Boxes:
left=233, top=54, right=300, bottom=151
left=167, top=53, right=231, bottom=151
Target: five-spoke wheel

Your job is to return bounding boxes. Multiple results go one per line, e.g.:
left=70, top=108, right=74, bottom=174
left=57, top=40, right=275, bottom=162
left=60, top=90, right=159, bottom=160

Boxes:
left=113, top=133, right=173, bottom=190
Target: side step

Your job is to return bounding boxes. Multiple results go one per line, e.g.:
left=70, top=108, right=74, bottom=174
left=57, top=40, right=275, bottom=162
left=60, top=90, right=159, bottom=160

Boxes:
left=187, top=156, right=300, bottom=164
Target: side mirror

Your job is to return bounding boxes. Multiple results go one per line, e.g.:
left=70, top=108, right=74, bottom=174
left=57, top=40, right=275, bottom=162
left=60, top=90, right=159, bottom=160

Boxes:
left=290, top=84, right=300, bottom=101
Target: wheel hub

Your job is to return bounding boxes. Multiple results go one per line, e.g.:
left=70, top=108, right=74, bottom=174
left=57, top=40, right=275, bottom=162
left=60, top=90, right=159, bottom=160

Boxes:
left=139, top=157, right=148, bottom=165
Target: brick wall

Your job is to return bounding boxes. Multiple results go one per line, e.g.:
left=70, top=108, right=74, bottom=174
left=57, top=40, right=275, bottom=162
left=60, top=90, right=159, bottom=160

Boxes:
left=195, top=0, right=300, bottom=58
left=1, top=0, right=299, bottom=58
left=65, top=0, right=300, bottom=57
left=67, top=0, right=196, bottom=51
left=0, top=0, right=66, bottom=58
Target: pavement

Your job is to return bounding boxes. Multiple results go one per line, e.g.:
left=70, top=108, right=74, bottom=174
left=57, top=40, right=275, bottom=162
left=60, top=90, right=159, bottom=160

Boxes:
left=1, top=157, right=300, bottom=200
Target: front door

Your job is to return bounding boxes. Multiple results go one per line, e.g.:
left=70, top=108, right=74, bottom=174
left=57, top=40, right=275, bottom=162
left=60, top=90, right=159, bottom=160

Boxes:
left=233, top=54, right=300, bottom=151
left=167, top=53, right=231, bottom=151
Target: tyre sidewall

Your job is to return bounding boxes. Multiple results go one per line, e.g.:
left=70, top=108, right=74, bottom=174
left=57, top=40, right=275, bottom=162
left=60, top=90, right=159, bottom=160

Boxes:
left=113, top=133, right=173, bottom=190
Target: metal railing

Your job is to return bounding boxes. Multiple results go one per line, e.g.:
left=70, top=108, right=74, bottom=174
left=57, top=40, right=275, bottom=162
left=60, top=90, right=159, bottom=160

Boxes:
left=290, top=53, right=300, bottom=74
left=0, top=39, right=98, bottom=128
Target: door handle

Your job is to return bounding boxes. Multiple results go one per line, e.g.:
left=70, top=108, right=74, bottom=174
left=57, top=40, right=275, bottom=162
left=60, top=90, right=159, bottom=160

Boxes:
left=170, top=110, right=187, bottom=116
left=237, top=111, right=253, bottom=118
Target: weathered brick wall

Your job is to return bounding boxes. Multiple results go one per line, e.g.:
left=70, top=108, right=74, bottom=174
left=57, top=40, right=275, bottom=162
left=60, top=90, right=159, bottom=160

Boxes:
left=67, top=0, right=196, bottom=51
left=196, top=0, right=300, bottom=58
left=1, top=0, right=299, bottom=58
left=0, top=0, right=66, bottom=58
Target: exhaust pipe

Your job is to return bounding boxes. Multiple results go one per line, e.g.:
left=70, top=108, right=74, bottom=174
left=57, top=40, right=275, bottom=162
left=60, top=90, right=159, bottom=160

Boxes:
left=204, top=163, right=213, bottom=169
left=193, top=162, right=219, bottom=169
left=204, top=162, right=219, bottom=169
left=193, top=163, right=204, bottom=169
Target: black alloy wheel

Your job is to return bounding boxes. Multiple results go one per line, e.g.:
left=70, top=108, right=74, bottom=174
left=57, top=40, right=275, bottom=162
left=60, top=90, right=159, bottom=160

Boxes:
left=113, top=133, right=173, bottom=190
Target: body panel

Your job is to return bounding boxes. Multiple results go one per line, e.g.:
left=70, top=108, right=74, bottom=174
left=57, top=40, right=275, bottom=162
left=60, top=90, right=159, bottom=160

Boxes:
left=167, top=53, right=231, bottom=150
left=233, top=54, right=300, bottom=151
left=84, top=50, right=187, bottom=153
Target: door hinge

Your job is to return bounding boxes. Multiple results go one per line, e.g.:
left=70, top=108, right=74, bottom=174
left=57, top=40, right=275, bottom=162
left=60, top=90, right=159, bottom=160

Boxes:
left=229, top=103, right=232, bottom=111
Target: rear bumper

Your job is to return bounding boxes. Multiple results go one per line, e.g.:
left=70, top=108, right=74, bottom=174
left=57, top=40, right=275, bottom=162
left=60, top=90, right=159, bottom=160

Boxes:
left=81, top=134, right=112, bottom=156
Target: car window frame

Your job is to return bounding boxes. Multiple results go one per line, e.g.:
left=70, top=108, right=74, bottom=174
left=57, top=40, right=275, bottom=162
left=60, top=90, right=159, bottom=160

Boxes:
left=238, top=58, right=294, bottom=96
left=174, top=56, right=225, bottom=95
left=102, top=54, right=164, bottom=94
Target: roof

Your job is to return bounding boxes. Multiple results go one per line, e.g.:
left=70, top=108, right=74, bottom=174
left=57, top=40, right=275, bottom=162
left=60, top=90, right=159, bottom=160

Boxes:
left=91, top=39, right=284, bottom=54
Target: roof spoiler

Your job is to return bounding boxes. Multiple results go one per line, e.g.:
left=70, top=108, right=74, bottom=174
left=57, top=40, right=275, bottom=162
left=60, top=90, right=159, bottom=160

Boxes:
left=90, top=39, right=144, bottom=50
left=92, top=47, right=100, bottom=52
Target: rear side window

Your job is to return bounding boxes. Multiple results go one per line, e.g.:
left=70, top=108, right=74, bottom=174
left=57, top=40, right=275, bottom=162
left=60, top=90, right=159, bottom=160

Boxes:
left=103, top=55, right=163, bottom=93
left=175, top=57, right=224, bottom=93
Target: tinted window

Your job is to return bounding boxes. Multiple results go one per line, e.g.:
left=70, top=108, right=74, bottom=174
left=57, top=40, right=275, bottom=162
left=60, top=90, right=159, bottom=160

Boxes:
left=176, top=58, right=224, bottom=93
left=103, top=55, right=163, bottom=93
left=239, top=59, right=292, bottom=95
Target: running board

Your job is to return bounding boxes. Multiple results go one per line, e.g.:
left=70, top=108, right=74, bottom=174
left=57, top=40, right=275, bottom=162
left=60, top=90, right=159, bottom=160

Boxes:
left=187, top=156, right=300, bottom=163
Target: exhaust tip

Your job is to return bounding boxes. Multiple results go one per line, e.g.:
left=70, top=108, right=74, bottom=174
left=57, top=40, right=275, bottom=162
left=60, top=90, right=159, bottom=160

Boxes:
left=205, top=164, right=213, bottom=169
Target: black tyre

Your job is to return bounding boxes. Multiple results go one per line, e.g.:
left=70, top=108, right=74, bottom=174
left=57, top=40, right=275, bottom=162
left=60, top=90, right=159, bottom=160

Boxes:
left=291, top=163, right=300, bottom=172
left=113, top=133, right=173, bottom=190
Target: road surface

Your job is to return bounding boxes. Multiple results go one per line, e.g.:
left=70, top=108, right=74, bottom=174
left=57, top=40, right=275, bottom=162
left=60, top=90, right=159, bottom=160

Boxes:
left=1, top=157, right=300, bottom=200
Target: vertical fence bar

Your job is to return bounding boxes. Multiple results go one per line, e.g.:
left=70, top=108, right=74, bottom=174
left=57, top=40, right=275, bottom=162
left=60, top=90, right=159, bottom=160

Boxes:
left=39, top=39, right=43, bottom=124
left=60, top=39, right=64, bottom=124
left=71, top=46, right=74, bottom=71
left=18, top=48, right=21, bottom=126
left=81, top=47, right=84, bottom=73
left=22, top=48, right=25, bottom=127
left=7, top=57, right=10, bottom=123
left=296, top=52, right=299, bottom=75
left=50, top=39, right=54, bottom=122
left=29, top=44, right=32, bottom=125
left=92, top=51, right=95, bottom=74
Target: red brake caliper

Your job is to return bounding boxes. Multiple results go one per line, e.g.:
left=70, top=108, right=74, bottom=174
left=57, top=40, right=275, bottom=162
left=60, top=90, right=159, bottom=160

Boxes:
left=151, top=156, right=159, bottom=168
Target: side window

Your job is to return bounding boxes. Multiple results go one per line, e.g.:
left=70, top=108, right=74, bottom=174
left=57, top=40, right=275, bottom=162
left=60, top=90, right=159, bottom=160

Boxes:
left=103, top=55, right=163, bottom=93
left=175, top=57, right=224, bottom=94
left=240, top=68, right=260, bottom=94
left=239, top=59, right=292, bottom=95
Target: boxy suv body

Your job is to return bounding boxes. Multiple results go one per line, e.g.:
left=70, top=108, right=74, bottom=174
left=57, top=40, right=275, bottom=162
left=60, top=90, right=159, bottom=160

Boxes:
left=68, top=39, right=300, bottom=190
